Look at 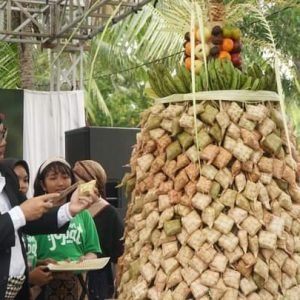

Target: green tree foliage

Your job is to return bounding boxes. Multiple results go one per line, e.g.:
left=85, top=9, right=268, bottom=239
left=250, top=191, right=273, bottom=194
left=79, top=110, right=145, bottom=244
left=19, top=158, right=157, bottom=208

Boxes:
left=86, top=72, right=152, bottom=127
left=0, top=42, right=20, bottom=88
left=1, top=0, right=300, bottom=130
left=238, top=2, right=300, bottom=98
left=98, top=0, right=300, bottom=128
left=89, top=87, right=152, bottom=127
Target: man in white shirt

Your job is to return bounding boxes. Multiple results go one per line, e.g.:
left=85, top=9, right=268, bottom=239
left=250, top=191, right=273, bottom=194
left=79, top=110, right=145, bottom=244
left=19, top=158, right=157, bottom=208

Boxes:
left=0, top=114, right=94, bottom=299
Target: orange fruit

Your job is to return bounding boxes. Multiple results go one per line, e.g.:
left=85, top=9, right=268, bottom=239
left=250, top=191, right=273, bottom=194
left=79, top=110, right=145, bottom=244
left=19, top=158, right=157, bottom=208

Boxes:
left=185, top=42, right=191, bottom=56
left=218, top=51, right=231, bottom=60
left=185, top=57, right=192, bottom=70
left=222, top=38, right=234, bottom=52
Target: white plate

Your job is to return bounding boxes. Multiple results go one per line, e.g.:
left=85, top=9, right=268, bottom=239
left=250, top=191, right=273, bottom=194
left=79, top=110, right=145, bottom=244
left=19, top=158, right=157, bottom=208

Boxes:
left=47, top=257, right=110, bottom=272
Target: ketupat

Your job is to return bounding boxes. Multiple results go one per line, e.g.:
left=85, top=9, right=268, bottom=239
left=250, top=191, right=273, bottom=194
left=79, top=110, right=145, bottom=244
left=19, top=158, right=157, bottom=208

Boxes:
left=78, top=179, right=96, bottom=196
left=117, top=3, right=300, bottom=300
left=117, top=96, right=300, bottom=299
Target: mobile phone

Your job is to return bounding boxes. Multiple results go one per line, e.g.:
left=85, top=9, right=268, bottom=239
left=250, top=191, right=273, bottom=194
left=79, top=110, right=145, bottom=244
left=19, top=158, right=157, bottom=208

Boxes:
left=52, top=182, right=79, bottom=204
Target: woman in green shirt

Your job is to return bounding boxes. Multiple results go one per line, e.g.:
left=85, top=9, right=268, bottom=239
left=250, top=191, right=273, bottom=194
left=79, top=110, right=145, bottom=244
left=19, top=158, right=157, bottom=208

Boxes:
left=33, top=158, right=101, bottom=300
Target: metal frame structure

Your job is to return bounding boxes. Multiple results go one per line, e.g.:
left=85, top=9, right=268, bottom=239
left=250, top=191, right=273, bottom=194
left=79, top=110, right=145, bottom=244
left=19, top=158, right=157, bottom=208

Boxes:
left=0, top=0, right=152, bottom=90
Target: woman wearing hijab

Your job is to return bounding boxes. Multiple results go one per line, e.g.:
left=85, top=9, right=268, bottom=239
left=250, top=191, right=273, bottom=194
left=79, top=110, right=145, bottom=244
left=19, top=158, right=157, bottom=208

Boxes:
left=73, top=160, right=124, bottom=299
left=2, top=159, right=30, bottom=195
left=2, top=158, right=54, bottom=299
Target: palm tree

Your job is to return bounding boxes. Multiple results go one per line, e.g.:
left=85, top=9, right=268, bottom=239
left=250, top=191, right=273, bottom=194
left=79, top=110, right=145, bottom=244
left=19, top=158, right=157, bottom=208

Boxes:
left=0, top=6, right=33, bottom=90
left=13, top=6, right=34, bottom=89
left=20, top=43, right=33, bottom=89
left=86, top=0, right=300, bottom=127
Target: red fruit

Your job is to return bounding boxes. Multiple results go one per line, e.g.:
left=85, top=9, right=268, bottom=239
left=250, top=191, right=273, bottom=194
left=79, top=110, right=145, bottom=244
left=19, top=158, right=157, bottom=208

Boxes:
left=231, top=53, right=242, bottom=66
left=231, top=40, right=242, bottom=53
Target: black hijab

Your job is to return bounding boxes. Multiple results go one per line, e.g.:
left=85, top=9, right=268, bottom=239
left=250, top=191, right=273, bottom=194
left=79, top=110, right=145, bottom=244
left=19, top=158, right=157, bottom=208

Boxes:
left=1, top=158, right=30, bottom=181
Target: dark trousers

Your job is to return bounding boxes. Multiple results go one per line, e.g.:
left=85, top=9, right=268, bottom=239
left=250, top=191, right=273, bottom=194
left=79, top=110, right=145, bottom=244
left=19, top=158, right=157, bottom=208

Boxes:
left=87, top=266, right=114, bottom=300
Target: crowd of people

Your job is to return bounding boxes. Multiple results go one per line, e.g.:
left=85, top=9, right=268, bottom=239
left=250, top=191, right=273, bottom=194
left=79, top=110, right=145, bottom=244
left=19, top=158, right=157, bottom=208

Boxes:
left=0, top=114, right=125, bottom=300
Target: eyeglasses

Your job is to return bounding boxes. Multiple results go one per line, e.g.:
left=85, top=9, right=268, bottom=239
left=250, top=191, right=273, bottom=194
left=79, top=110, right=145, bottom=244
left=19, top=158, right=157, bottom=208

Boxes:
left=0, top=127, right=7, bottom=142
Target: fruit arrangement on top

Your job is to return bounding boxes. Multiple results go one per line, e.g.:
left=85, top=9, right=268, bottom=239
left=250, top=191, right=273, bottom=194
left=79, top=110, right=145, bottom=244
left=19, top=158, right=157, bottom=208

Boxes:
left=148, top=20, right=277, bottom=97
left=184, top=24, right=242, bottom=73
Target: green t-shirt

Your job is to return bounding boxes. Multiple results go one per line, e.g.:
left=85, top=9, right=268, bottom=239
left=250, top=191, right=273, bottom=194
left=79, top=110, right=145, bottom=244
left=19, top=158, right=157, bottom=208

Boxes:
left=35, top=210, right=101, bottom=261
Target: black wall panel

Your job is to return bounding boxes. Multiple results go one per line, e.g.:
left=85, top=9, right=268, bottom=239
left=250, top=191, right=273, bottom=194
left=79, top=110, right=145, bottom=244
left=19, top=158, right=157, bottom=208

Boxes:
left=65, top=126, right=139, bottom=215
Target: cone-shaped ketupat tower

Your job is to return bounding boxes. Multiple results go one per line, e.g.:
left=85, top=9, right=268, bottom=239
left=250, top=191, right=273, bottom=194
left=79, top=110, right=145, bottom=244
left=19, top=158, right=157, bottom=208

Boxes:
left=117, top=1, right=300, bottom=299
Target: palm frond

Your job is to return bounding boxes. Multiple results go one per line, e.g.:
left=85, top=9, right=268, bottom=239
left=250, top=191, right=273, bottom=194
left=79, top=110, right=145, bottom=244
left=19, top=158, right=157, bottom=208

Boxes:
left=0, top=42, right=20, bottom=88
left=242, top=36, right=274, bottom=53
left=84, top=0, right=299, bottom=127
left=106, top=3, right=184, bottom=62
left=242, top=3, right=291, bottom=153
left=265, top=0, right=300, bottom=6
left=295, top=77, right=300, bottom=95
left=88, top=3, right=122, bottom=92
left=83, top=2, right=123, bottom=122
left=225, top=1, right=250, bottom=25
left=85, top=79, right=112, bottom=121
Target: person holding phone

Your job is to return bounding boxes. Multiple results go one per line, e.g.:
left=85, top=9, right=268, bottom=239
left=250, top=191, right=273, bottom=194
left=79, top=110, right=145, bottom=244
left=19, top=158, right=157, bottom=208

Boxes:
left=0, top=115, right=96, bottom=300
left=33, top=158, right=101, bottom=300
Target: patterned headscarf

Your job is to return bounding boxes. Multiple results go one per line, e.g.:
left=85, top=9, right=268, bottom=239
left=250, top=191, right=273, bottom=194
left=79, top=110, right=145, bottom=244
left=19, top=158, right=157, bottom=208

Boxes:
left=73, top=160, right=107, bottom=198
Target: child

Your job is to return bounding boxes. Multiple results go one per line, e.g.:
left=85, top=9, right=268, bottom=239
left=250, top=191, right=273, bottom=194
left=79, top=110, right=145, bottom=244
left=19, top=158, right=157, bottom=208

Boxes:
left=34, top=158, right=101, bottom=300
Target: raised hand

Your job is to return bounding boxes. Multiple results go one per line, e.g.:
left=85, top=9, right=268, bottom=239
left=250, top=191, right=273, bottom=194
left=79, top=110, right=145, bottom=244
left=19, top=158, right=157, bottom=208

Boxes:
left=68, top=188, right=96, bottom=216
left=20, top=193, right=59, bottom=221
